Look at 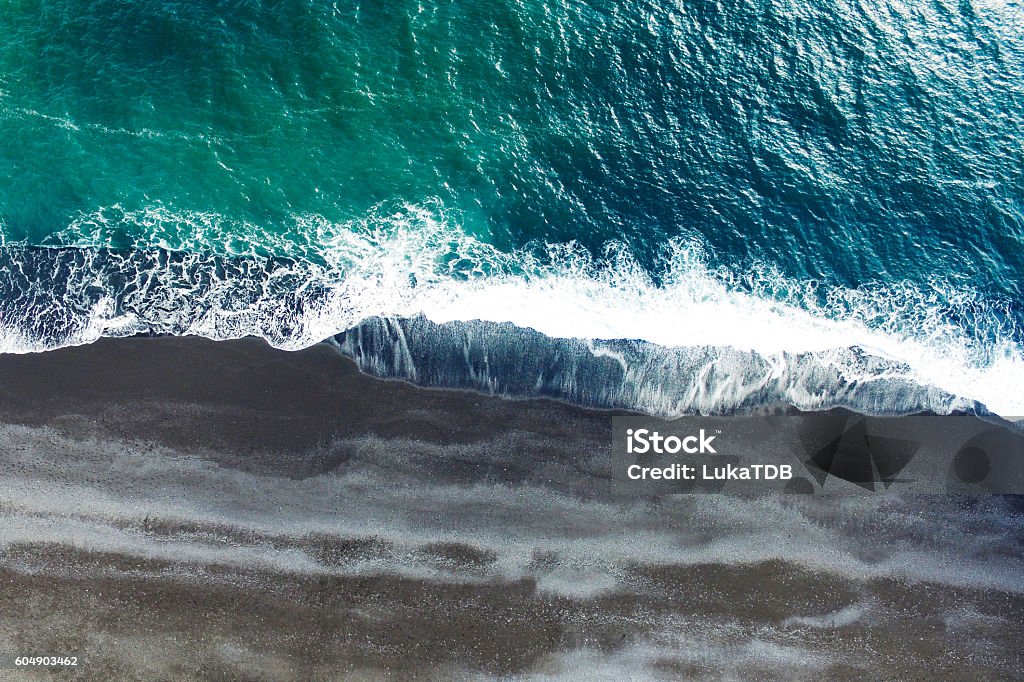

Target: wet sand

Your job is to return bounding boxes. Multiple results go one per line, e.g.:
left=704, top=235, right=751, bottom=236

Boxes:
left=0, top=337, right=1021, bottom=680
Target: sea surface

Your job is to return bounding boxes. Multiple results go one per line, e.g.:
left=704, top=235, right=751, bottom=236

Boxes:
left=1, top=0, right=1023, bottom=416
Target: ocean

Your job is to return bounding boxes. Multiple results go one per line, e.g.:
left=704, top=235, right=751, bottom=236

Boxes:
left=3, top=4, right=1024, bottom=676
left=1, top=0, right=1023, bottom=416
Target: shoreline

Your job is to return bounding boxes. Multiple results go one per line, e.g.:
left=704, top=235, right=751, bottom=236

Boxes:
left=0, top=336, right=1021, bottom=679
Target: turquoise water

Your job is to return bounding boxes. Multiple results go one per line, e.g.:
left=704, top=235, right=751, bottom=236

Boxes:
left=1, top=0, right=1023, bottom=415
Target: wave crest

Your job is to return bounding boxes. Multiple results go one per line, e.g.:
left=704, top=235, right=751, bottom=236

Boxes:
left=1, top=202, right=1021, bottom=416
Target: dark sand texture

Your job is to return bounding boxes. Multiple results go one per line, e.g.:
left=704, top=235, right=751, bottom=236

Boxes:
left=0, top=337, right=1022, bottom=680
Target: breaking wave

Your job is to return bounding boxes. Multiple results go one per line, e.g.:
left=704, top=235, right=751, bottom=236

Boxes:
left=1, top=202, right=1021, bottom=417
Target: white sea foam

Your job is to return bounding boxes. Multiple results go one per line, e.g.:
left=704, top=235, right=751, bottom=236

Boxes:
left=2, top=201, right=1023, bottom=416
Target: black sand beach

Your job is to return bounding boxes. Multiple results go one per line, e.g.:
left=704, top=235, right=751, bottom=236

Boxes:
left=0, top=337, right=1022, bottom=679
